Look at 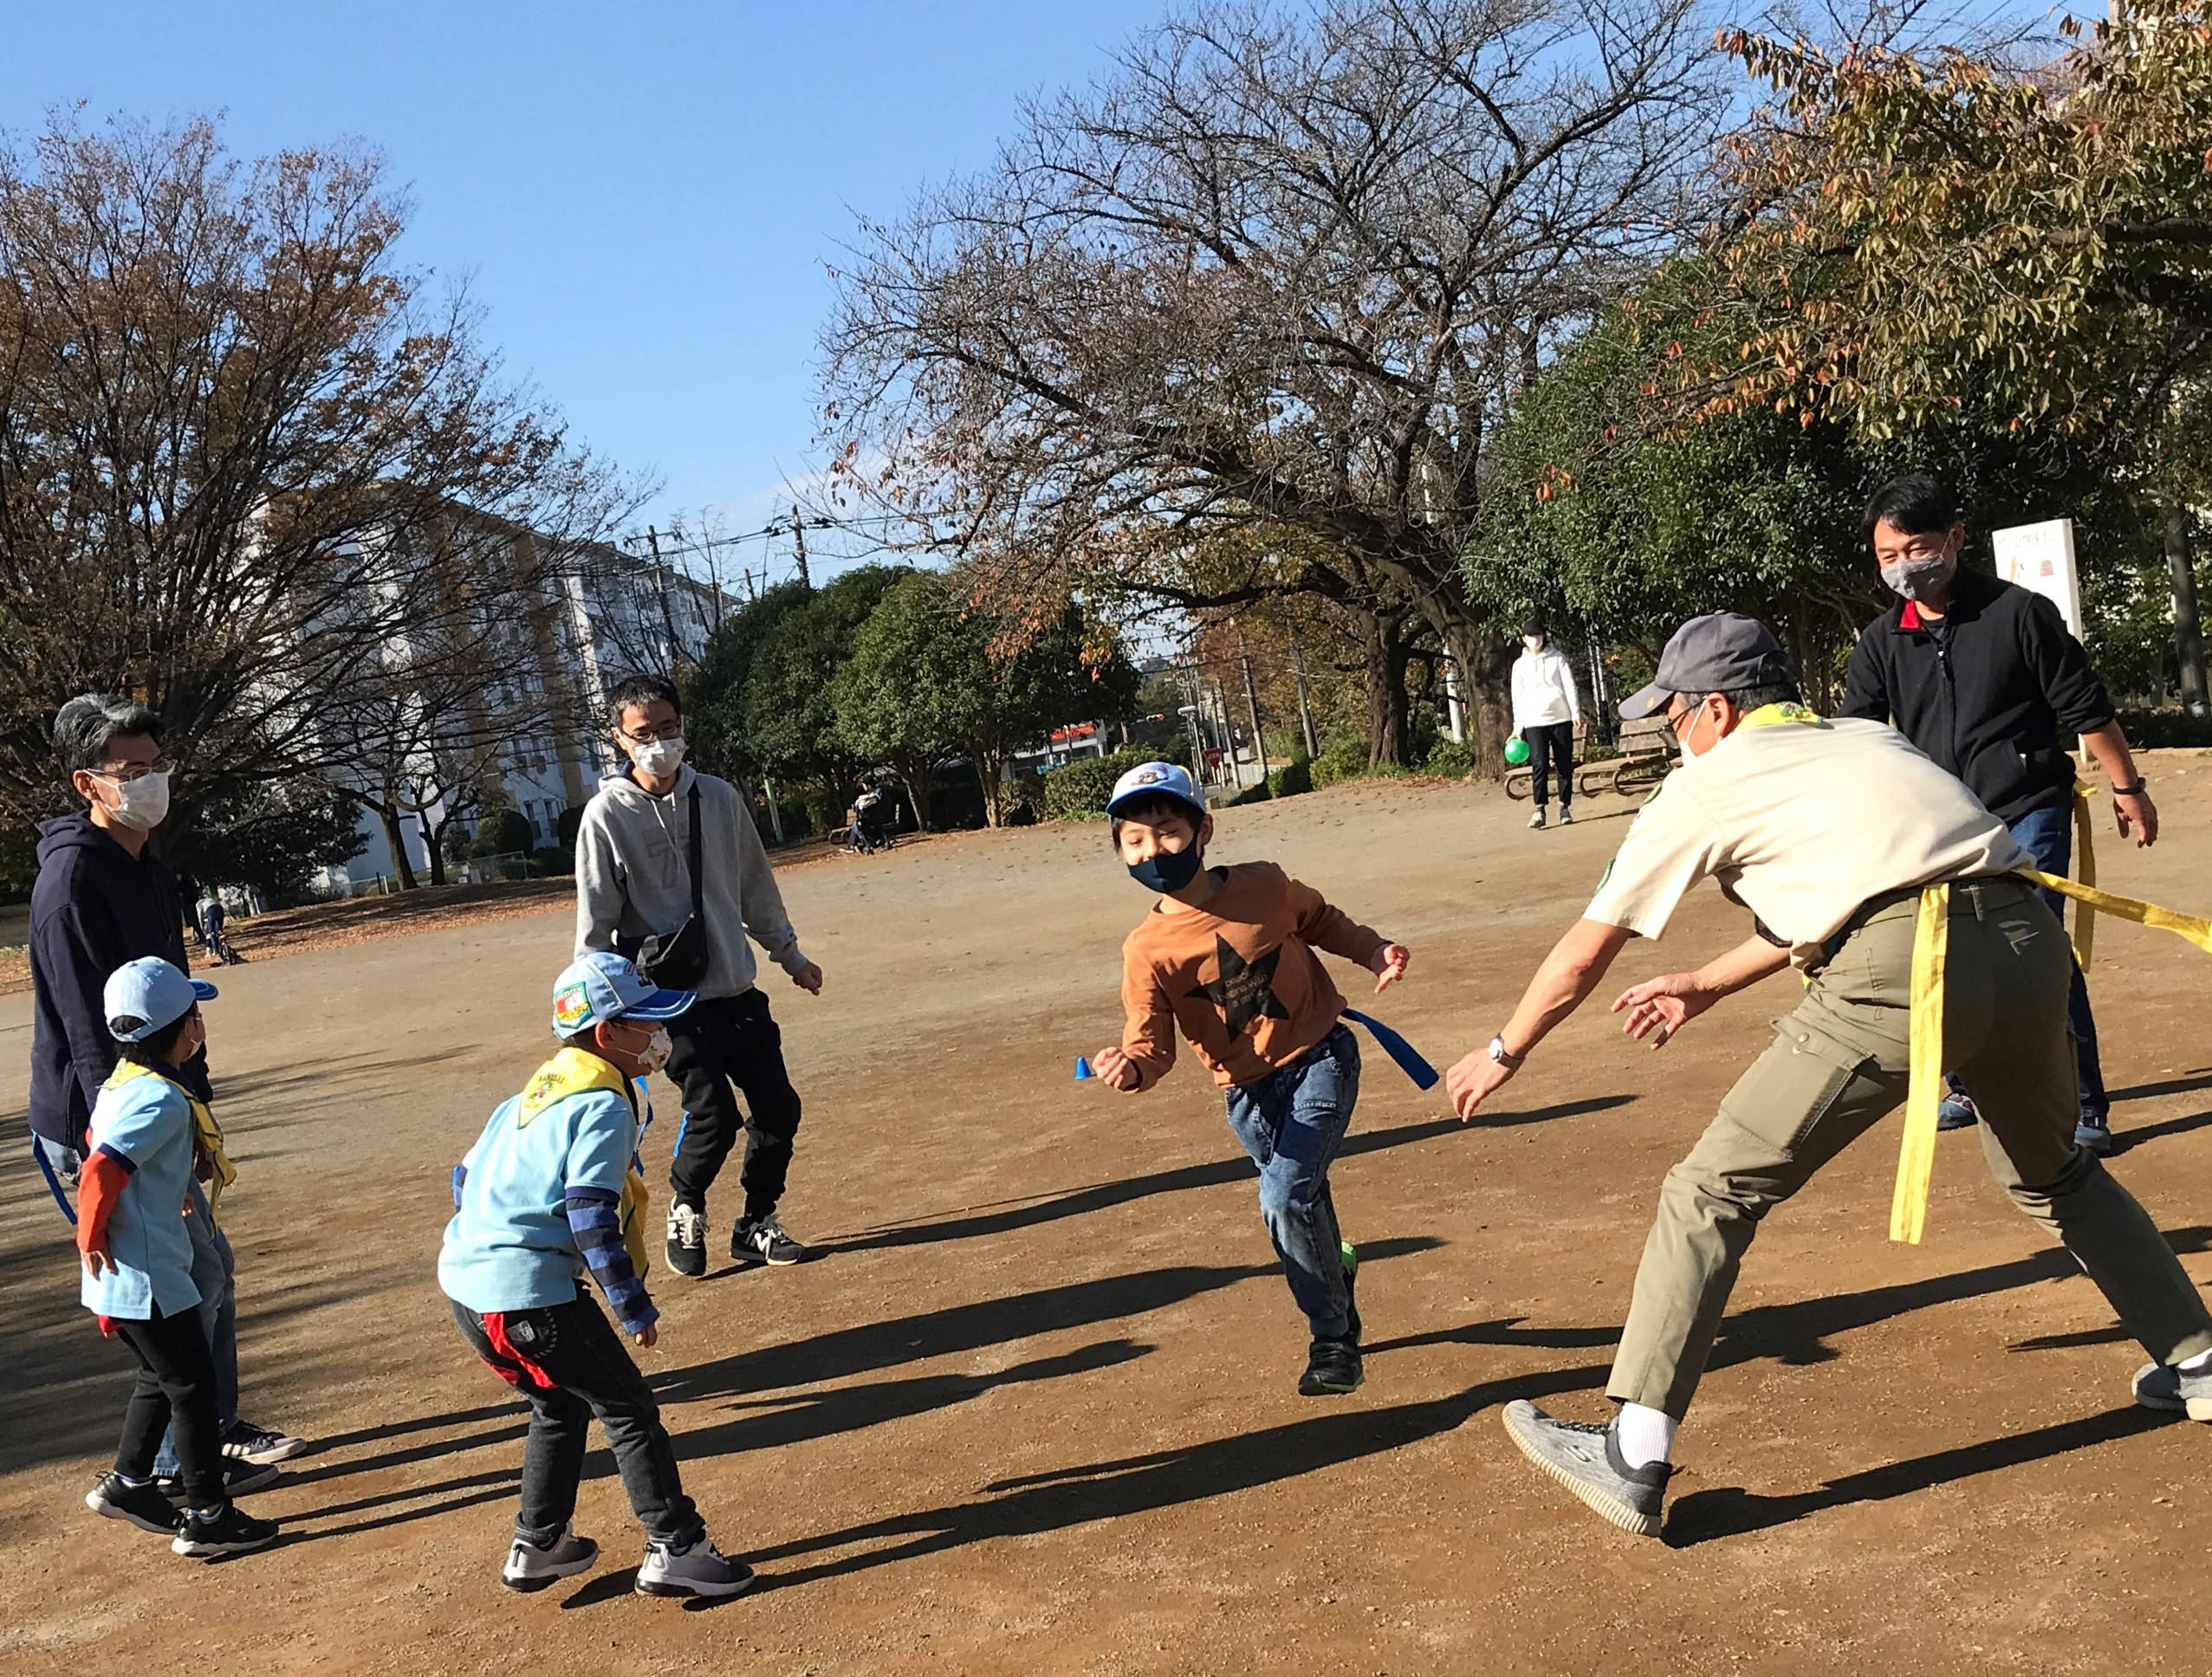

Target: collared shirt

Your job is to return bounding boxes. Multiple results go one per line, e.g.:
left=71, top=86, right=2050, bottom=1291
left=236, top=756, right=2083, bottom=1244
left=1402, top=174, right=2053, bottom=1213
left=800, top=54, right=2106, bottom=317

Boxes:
left=1583, top=712, right=2028, bottom=968
left=438, top=1060, right=639, bottom=1313
left=80, top=1070, right=201, bottom=1320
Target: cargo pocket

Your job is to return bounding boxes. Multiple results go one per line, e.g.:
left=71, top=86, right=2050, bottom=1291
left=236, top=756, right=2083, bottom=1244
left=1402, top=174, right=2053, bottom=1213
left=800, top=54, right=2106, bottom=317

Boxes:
left=1718, top=1020, right=1875, bottom=1157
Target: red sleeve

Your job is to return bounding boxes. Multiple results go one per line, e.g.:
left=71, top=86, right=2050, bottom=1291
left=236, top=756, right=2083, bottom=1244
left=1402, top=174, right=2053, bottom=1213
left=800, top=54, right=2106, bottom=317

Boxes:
left=76, top=1149, right=131, bottom=1259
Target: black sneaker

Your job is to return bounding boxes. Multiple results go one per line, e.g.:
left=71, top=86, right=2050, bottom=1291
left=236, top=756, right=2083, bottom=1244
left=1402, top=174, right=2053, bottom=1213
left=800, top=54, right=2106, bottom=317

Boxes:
left=1502, top=1402, right=1671, bottom=1537
left=172, top=1502, right=280, bottom=1557
left=1298, top=1337, right=1364, bottom=1395
left=156, top=1460, right=280, bottom=1503
left=85, top=1473, right=181, bottom=1534
left=666, top=1203, right=708, bottom=1279
left=2075, top=1116, right=2116, bottom=1156
left=731, top=1212, right=808, bottom=1266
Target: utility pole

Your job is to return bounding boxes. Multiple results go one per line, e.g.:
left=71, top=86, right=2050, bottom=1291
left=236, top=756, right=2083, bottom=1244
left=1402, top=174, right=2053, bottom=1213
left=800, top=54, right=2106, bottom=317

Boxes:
left=1236, top=629, right=1270, bottom=782
left=1288, top=631, right=1320, bottom=758
left=791, top=508, right=812, bottom=590
left=645, top=526, right=684, bottom=677
left=1442, top=657, right=1467, bottom=744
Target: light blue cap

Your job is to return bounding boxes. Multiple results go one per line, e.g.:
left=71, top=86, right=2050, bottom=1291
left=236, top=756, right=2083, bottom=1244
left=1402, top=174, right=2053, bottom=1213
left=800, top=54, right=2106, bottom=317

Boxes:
left=105, top=957, right=217, bottom=1042
left=552, top=950, right=697, bottom=1035
left=1106, top=761, right=1207, bottom=823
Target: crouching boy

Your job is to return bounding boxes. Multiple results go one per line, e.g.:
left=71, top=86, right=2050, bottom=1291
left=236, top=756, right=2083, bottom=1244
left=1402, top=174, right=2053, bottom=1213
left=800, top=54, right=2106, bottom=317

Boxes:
left=1087, top=763, right=1411, bottom=1395
left=438, top=951, right=750, bottom=1599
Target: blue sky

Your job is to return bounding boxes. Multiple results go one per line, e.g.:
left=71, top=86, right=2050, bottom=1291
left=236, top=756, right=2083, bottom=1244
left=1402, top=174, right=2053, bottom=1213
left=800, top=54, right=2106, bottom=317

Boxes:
left=2, top=2, right=1164, bottom=570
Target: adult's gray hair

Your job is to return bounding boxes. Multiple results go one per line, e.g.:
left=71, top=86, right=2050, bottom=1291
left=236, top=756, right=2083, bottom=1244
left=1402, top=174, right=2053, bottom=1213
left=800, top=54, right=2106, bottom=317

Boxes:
left=53, top=693, right=164, bottom=776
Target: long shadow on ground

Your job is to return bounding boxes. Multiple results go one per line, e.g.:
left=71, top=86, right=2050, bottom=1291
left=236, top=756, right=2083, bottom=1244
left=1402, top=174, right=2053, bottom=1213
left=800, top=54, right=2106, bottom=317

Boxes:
left=828, top=1096, right=1635, bottom=1257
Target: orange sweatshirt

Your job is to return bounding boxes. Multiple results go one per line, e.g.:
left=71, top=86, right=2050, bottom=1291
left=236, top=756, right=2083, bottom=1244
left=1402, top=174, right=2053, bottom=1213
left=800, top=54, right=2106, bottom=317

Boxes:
left=1119, top=861, right=1388, bottom=1090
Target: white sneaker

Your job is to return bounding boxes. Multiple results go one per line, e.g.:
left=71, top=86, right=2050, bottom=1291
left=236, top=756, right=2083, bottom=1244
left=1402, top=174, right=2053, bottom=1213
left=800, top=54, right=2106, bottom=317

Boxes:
left=502, top=1525, right=600, bottom=1593
left=635, top=1534, right=756, bottom=1599
left=1528, top=808, right=1547, bottom=830
left=222, top=1418, right=311, bottom=1465
left=1556, top=806, right=1574, bottom=826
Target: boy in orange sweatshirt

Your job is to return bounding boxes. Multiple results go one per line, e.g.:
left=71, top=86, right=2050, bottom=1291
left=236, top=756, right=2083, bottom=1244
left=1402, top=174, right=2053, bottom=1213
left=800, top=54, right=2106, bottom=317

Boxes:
left=1088, top=763, right=1410, bottom=1395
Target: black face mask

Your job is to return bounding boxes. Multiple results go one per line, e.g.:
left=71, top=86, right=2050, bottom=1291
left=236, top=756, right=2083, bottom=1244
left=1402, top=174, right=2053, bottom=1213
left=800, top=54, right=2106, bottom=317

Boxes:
left=1128, top=845, right=1203, bottom=894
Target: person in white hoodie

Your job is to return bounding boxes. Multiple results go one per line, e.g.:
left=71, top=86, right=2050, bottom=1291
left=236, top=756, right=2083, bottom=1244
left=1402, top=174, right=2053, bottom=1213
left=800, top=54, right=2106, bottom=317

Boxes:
left=574, top=676, right=825, bottom=1279
left=1509, top=620, right=1582, bottom=830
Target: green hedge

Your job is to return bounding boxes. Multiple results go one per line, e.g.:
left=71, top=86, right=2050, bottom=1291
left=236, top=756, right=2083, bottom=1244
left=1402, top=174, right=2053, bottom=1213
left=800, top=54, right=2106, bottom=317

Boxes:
left=1308, top=738, right=1369, bottom=788
left=2115, top=708, right=2212, bottom=750
left=1268, top=757, right=1313, bottom=799
left=1043, top=746, right=1156, bottom=819
left=1422, top=738, right=1476, bottom=779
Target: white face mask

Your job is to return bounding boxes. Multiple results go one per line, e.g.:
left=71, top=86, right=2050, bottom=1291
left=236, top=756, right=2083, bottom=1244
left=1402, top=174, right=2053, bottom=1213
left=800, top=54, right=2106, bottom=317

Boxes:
left=630, top=737, right=685, bottom=778
left=1522, top=636, right=1545, bottom=653
left=101, top=770, right=171, bottom=832
left=635, top=1026, right=673, bottom=1076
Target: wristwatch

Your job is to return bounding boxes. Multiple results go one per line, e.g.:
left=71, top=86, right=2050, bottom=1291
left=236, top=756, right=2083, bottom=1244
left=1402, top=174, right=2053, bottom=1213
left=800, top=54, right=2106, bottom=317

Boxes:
left=2111, top=779, right=2150, bottom=797
left=1488, top=1033, right=1524, bottom=1071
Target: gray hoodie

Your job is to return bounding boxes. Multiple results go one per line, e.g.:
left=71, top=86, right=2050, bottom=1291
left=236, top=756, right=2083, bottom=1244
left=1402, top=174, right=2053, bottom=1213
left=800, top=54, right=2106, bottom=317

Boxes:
left=574, top=764, right=808, bottom=1000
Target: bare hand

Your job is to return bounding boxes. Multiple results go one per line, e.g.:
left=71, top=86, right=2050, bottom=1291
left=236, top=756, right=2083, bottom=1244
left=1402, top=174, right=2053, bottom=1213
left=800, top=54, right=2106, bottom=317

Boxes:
left=634, top=1322, right=659, bottom=1350
left=1090, top=1046, right=1144, bottom=1091
left=81, top=1245, right=113, bottom=1279
left=1611, top=971, right=1716, bottom=1048
left=2115, top=790, right=2158, bottom=849
left=1368, top=942, right=1411, bottom=992
left=1444, top=1049, right=1515, bottom=1121
left=791, top=962, right=825, bottom=995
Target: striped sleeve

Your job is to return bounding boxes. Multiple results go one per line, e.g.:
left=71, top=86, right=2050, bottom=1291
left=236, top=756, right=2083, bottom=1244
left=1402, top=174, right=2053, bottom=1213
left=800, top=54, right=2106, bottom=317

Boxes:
left=564, top=1187, right=658, bottom=1335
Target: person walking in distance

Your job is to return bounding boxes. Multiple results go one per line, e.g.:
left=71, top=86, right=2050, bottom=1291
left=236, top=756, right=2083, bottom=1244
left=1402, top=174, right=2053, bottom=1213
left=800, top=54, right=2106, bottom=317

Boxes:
left=1839, top=475, right=2150, bottom=1155
left=1511, top=620, right=1581, bottom=829
left=574, top=676, right=825, bottom=1278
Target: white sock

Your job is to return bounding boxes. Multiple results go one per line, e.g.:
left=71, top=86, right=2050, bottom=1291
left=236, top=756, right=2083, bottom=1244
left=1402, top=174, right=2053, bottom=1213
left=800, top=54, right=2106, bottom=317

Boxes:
left=2179, top=1347, right=2212, bottom=1373
left=1614, top=1402, right=1678, bottom=1468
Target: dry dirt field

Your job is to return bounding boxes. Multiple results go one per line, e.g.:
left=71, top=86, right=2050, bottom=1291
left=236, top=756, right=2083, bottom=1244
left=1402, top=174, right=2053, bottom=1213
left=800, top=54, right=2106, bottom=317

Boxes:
left=8, top=762, right=2212, bottom=1676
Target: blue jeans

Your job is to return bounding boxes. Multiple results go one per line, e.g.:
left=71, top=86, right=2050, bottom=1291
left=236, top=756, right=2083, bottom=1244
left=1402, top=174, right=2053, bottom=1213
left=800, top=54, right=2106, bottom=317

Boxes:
left=152, top=1180, right=239, bottom=1473
left=1950, top=801, right=2108, bottom=1121
left=1222, top=1025, right=1360, bottom=1341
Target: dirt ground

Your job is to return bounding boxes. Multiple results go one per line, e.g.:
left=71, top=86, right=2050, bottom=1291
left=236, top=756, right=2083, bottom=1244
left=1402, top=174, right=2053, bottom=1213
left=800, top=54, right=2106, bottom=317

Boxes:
left=8, top=760, right=2212, bottom=1676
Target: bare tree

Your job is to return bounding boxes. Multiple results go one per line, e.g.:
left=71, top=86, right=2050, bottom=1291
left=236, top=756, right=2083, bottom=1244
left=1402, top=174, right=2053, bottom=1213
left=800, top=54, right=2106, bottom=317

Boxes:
left=824, top=0, right=1724, bottom=763
left=0, top=113, right=642, bottom=853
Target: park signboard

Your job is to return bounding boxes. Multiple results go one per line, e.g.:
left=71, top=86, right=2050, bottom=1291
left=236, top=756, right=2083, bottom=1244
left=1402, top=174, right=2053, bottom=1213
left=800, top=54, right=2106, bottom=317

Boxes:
left=1990, top=518, right=2084, bottom=639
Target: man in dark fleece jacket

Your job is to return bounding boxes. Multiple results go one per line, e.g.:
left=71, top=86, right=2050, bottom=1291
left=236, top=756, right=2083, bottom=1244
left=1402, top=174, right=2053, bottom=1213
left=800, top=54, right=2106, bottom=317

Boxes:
left=29, top=695, right=305, bottom=1473
left=1839, top=476, right=2156, bottom=1156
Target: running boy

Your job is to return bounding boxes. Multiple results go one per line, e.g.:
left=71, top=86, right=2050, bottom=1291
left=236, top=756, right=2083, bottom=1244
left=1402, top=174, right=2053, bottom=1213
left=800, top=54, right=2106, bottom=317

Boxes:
left=438, top=950, right=751, bottom=1599
left=1087, top=762, right=1411, bottom=1395
left=78, top=957, right=280, bottom=1558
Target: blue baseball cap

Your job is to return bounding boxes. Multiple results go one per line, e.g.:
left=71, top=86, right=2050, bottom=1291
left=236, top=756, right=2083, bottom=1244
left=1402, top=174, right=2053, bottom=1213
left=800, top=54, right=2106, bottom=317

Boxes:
left=552, top=951, right=697, bottom=1036
left=105, top=957, right=217, bottom=1043
left=1106, top=761, right=1207, bottom=825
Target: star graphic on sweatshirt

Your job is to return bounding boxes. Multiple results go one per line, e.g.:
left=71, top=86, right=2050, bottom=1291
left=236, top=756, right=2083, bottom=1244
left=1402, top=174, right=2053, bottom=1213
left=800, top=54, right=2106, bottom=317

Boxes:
left=1187, top=936, right=1290, bottom=1039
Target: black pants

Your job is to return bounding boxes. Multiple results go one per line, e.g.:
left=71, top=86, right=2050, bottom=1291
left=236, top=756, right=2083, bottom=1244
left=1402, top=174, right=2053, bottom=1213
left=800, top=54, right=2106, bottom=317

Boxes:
left=112, top=1306, right=224, bottom=1508
left=665, top=987, right=802, bottom=1219
left=451, top=1295, right=703, bottom=1550
left=1525, top=721, right=1575, bottom=809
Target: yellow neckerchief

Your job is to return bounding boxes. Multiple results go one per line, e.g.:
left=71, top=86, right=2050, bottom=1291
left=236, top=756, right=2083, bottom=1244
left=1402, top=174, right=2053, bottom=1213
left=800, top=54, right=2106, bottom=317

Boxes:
left=515, top=1047, right=653, bottom=1279
left=1703, top=709, right=2211, bottom=1243
left=107, top=1060, right=233, bottom=1226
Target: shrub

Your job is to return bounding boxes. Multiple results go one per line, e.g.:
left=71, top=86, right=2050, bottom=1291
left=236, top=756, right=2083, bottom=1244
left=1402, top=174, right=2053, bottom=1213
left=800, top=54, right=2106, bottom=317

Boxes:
left=1423, top=737, right=1476, bottom=779
left=1001, top=778, right=1046, bottom=826
left=470, top=806, right=534, bottom=858
left=1268, top=757, right=1313, bottom=799
left=1308, top=738, right=1369, bottom=788
left=1043, top=746, right=1155, bottom=820
left=1226, top=780, right=1273, bottom=806
left=2114, top=708, right=2212, bottom=750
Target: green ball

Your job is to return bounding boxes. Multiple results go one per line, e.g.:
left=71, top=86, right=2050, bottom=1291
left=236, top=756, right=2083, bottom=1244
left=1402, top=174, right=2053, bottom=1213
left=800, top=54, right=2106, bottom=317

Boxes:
left=1503, top=735, right=1531, bottom=766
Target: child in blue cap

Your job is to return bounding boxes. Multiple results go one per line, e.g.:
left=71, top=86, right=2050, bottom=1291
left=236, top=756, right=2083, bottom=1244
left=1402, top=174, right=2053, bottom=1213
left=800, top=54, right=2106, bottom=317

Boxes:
left=77, top=957, right=280, bottom=1557
left=438, top=951, right=751, bottom=1599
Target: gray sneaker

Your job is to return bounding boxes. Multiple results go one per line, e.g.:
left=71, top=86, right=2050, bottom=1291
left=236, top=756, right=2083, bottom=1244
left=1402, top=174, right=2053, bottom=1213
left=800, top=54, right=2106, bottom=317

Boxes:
left=1528, top=808, right=1547, bottom=830
left=635, top=1535, right=755, bottom=1599
left=2133, top=1361, right=2212, bottom=1421
left=1502, top=1401, right=1671, bottom=1538
left=503, top=1525, right=600, bottom=1592
left=1556, top=806, right=1574, bottom=826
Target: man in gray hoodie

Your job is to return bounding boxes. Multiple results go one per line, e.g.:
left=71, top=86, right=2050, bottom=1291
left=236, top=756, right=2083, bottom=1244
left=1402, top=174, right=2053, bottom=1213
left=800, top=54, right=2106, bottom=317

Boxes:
left=574, top=676, right=825, bottom=1278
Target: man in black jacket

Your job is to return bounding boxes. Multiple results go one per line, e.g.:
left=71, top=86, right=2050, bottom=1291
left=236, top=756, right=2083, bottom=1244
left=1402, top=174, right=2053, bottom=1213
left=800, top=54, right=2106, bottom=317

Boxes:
left=29, top=694, right=305, bottom=1474
left=1839, top=476, right=2156, bottom=1154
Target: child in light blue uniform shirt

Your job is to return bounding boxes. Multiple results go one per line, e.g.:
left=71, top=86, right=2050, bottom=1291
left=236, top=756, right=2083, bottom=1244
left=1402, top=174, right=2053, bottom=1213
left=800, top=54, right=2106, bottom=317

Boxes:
left=75, top=958, right=278, bottom=1558
left=438, top=951, right=753, bottom=1601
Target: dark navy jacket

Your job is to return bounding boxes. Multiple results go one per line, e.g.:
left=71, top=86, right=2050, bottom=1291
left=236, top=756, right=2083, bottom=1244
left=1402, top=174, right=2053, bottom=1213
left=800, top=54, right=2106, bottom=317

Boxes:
left=28, top=813, right=208, bottom=1148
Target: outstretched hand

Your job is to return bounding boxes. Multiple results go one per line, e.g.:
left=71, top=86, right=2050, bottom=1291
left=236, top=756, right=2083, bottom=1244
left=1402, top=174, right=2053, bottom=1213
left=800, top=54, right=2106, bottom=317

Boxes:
left=1611, top=971, right=1715, bottom=1048
left=1367, top=942, right=1411, bottom=992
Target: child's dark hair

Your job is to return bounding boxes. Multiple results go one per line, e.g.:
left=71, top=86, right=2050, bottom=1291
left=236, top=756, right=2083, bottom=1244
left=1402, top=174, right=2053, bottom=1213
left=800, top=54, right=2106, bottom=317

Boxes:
left=1108, top=793, right=1203, bottom=849
left=112, top=1009, right=197, bottom=1066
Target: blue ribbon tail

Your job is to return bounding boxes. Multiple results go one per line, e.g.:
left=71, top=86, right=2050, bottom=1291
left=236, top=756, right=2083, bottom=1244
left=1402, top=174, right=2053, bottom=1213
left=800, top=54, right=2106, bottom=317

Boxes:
left=1341, top=1008, right=1439, bottom=1091
left=33, top=1137, right=78, bottom=1227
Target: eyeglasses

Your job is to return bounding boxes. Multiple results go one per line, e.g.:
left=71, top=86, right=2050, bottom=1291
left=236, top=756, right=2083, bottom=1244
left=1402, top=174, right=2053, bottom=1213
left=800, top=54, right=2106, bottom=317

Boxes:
left=617, top=722, right=684, bottom=744
left=1664, top=704, right=1698, bottom=747
left=93, top=757, right=173, bottom=784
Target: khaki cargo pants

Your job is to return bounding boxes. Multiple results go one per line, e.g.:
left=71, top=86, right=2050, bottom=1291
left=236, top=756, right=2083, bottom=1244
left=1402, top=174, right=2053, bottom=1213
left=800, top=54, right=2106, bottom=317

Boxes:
left=1609, top=876, right=2212, bottom=1420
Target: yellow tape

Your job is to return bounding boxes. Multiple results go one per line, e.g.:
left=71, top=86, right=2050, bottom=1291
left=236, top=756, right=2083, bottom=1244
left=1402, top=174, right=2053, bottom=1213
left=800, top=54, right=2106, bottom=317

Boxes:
left=1891, top=884, right=1949, bottom=1246
left=2023, top=869, right=2212, bottom=955
left=2071, top=780, right=2097, bottom=969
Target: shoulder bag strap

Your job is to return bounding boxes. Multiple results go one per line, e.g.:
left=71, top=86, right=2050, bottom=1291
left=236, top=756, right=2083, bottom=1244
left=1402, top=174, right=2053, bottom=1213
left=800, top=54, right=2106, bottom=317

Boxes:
left=686, top=782, right=705, bottom=920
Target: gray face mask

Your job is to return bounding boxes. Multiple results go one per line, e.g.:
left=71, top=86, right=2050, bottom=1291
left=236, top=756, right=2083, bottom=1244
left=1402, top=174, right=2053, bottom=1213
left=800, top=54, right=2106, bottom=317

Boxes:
left=1880, top=551, right=1956, bottom=601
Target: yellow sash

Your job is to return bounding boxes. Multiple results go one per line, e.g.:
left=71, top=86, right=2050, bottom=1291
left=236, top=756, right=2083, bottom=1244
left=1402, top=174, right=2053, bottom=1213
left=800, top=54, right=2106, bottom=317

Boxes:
left=107, top=1060, right=234, bottom=1225
left=516, top=1048, right=652, bottom=1279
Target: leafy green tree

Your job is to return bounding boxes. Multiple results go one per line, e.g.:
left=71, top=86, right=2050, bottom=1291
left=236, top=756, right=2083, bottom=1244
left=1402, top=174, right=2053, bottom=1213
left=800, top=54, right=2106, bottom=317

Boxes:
left=470, top=806, right=535, bottom=858
left=175, top=780, right=367, bottom=905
